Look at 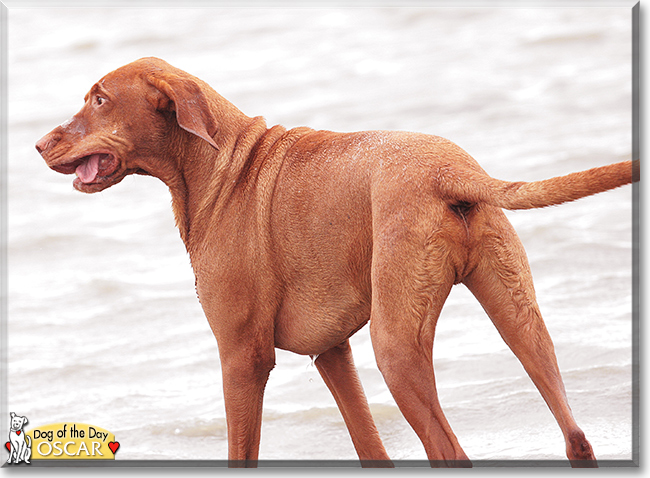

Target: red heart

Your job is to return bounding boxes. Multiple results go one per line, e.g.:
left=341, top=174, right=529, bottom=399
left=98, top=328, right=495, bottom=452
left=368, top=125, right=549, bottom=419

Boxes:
left=16, top=431, right=21, bottom=435
left=108, top=442, right=119, bottom=454
left=4, top=442, right=10, bottom=452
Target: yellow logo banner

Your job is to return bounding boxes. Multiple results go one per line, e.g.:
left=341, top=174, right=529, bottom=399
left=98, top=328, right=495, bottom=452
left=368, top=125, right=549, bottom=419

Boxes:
left=26, top=423, right=118, bottom=460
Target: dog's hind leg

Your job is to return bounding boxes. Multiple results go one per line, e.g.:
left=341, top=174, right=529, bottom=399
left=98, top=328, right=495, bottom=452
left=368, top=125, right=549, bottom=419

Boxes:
left=368, top=212, right=471, bottom=467
left=314, top=340, right=393, bottom=466
left=462, top=206, right=596, bottom=467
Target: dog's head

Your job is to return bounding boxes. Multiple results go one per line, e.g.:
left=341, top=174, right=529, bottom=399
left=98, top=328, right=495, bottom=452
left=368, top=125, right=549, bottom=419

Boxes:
left=10, top=412, right=27, bottom=431
left=35, top=57, right=219, bottom=193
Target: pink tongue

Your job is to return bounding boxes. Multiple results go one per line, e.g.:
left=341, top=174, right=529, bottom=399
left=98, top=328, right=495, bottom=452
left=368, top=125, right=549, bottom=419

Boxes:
left=76, top=154, right=100, bottom=183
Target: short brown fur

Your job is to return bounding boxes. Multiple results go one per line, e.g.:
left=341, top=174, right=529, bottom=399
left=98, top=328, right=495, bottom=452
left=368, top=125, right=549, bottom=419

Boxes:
left=36, top=58, right=636, bottom=467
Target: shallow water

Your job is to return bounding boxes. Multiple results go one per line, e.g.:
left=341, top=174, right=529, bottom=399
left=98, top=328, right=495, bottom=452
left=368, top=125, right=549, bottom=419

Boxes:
left=6, top=6, right=634, bottom=463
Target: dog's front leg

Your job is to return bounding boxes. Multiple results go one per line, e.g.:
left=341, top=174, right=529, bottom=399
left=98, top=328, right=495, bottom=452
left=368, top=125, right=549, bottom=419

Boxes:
left=8, top=444, right=18, bottom=464
left=196, top=268, right=277, bottom=466
left=315, top=340, right=393, bottom=466
left=219, top=341, right=276, bottom=467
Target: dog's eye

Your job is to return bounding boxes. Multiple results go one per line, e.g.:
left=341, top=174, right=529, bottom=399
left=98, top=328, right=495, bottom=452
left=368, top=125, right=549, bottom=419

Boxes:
left=95, top=96, right=106, bottom=106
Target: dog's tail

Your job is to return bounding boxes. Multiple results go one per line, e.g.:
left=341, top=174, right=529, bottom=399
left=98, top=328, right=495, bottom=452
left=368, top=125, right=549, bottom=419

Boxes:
left=443, top=159, right=638, bottom=210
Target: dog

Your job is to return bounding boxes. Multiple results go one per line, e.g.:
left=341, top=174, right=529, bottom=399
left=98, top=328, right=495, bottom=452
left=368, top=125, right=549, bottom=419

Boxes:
left=35, top=57, right=636, bottom=467
left=7, top=412, right=31, bottom=464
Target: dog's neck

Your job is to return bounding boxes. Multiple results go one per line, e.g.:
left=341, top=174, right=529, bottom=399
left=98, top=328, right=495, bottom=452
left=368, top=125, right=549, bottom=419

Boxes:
left=165, top=115, right=280, bottom=254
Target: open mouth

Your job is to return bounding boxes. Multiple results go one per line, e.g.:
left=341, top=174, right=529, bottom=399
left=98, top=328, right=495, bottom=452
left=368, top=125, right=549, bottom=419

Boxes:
left=51, top=152, right=121, bottom=192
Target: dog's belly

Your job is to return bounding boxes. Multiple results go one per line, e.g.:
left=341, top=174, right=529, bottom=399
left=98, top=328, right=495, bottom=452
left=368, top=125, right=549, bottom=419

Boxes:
left=270, top=204, right=373, bottom=355
left=273, top=277, right=372, bottom=355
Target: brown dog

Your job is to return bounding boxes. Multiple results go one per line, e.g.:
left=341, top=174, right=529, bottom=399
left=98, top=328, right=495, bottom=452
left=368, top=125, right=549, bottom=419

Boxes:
left=35, top=57, right=635, bottom=467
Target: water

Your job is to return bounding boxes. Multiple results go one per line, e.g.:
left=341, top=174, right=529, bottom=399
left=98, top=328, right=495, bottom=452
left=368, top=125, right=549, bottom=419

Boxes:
left=6, top=6, right=634, bottom=463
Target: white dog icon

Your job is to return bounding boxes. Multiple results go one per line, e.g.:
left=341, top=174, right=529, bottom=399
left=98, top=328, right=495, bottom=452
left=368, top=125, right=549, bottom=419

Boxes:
left=7, top=412, right=31, bottom=464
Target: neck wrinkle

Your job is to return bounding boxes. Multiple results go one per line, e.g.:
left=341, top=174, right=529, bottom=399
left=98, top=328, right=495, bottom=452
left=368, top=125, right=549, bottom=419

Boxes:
left=176, top=116, right=271, bottom=255
left=166, top=119, right=314, bottom=259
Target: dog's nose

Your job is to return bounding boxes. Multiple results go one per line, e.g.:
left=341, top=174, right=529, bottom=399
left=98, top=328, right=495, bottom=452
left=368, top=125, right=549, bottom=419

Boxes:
left=35, top=137, right=46, bottom=154
left=35, top=132, right=60, bottom=155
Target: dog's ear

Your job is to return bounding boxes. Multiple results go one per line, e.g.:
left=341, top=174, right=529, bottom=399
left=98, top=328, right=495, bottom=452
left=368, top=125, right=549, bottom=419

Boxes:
left=10, top=412, right=15, bottom=419
left=147, top=73, right=219, bottom=150
left=20, top=416, right=27, bottom=426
